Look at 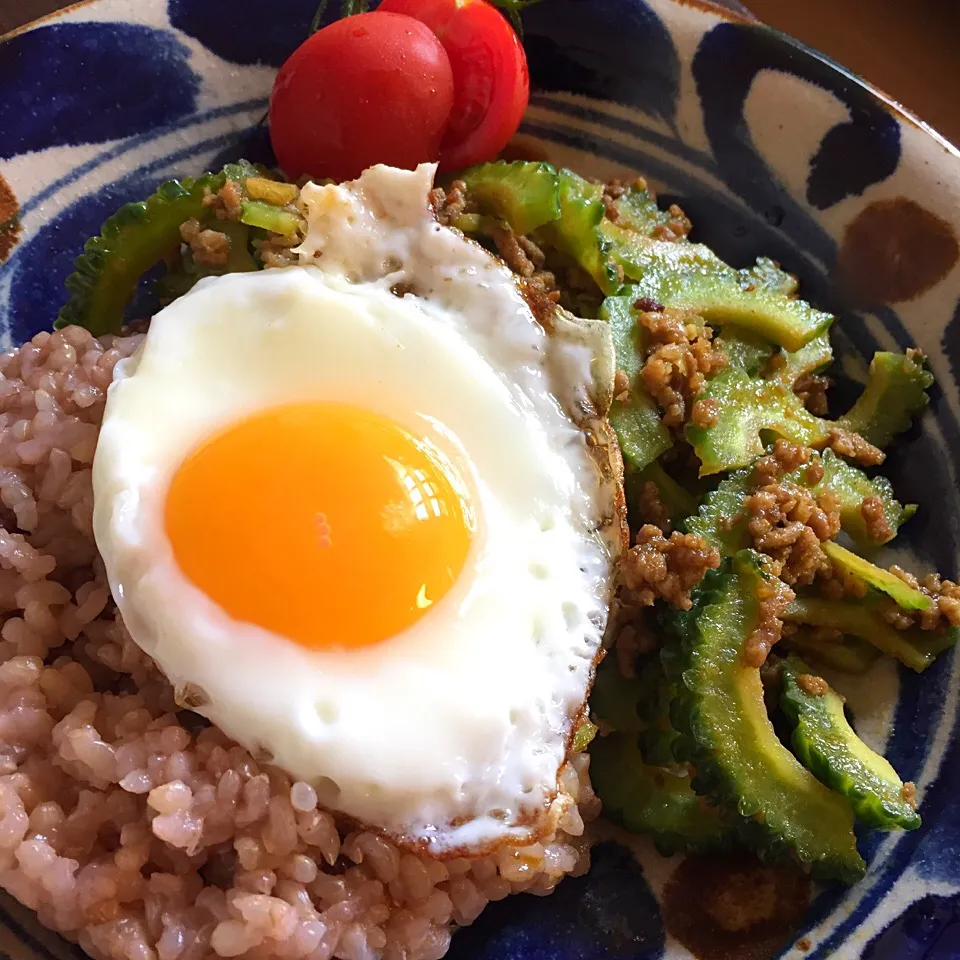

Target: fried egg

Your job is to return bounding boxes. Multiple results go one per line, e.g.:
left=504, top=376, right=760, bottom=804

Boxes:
left=92, top=164, right=624, bottom=854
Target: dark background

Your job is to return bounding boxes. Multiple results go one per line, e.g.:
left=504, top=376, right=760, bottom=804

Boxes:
left=2, top=0, right=958, bottom=146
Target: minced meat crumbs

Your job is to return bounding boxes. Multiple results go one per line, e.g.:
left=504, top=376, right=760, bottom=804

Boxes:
left=878, top=568, right=960, bottom=632
left=620, top=524, right=721, bottom=610
left=179, top=218, right=230, bottom=267
left=796, top=673, right=829, bottom=697
left=743, top=481, right=840, bottom=586
left=860, top=495, right=894, bottom=543
left=744, top=573, right=795, bottom=668
left=637, top=307, right=727, bottom=428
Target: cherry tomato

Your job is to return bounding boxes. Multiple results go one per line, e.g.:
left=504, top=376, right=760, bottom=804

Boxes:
left=270, top=12, right=455, bottom=182
left=377, top=0, right=530, bottom=171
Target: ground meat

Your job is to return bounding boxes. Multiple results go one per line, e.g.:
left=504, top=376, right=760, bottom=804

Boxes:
left=202, top=179, right=244, bottom=221
left=743, top=482, right=840, bottom=586
left=860, top=495, right=893, bottom=543
left=752, top=440, right=813, bottom=485
left=620, top=525, right=721, bottom=610
left=179, top=218, right=230, bottom=267
left=819, top=566, right=869, bottom=600
left=492, top=225, right=536, bottom=278
left=878, top=567, right=960, bottom=632
left=796, top=673, right=829, bottom=697
left=690, top=397, right=720, bottom=429
left=490, top=228, right=558, bottom=295
left=635, top=480, right=672, bottom=532
left=744, top=575, right=795, bottom=668
left=827, top=428, right=885, bottom=467
left=601, top=178, right=691, bottom=241
left=517, top=234, right=547, bottom=269
left=256, top=226, right=303, bottom=270
left=430, top=179, right=474, bottom=226
left=902, top=782, right=917, bottom=809
left=793, top=373, right=831, bottom=416
left=637, top=309, right=727, bottom=428
left=601, top=193, right=621, bottom=223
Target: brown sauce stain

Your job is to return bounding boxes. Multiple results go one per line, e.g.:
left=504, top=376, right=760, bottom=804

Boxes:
left=837, top=197, right=959, bottom=306
left=0, top=173, right=21, bottom=263
left=661, top=852, right=811, bottom=960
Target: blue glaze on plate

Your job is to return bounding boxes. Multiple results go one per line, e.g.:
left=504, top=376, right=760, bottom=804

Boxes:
left=1, top=0, right=959, bottom=957
left=0, top=22, right=200, bottom=160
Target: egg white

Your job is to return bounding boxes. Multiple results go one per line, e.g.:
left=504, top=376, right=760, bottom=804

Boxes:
left=93, top=165, right=620, bottom=854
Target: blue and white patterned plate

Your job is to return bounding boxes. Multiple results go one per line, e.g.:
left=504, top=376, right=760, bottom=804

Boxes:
left=1, top=1, right=959, bottom=957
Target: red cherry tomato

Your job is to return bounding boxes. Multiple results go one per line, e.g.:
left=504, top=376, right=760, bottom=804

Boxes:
left=270, top=12, right=455, bottom=182
left=377, top=0, right=530, bottom=171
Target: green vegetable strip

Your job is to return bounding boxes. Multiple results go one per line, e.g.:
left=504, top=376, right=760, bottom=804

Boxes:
left=537, top=170, right=619, bottom=294
left=634, top=461, right=699, bottom=524
left=459, top=160, right=562, bottom=236
left=774, top=332, right=834, bottom=387
left=821, top=542, right=935, bottom=612
left=685, top=368, right=827, bottom=474
left=240, top=201, right=302, bottom=237
left=600, top=294, right=672, bottom=470
left=683, top=451, right=912, bottom=555
left=780, top=656, right=921, bottom=831
left=687, top=352, right=933, bottom=475
left=784, top=631, right=880, bottom=675
left=814, top=450, right=913, bottom=547
left=663, top=553, right=865, bottom=882
left=836, top=351, right=933, bottom=448
left=785, top=596, right=935, bottom=673
left=56, top=173, right=227, bottom=335
left=591, top=733, right=733, bottom=856
left=610, top=183, right=689, bottom=240
left=602, top=233, right=833, bottom=351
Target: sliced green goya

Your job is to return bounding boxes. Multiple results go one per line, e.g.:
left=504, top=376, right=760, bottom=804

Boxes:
left=536, top=169, right=620, bottom=294
left=780, top=656, right=921, bottom=831
left=683, top=467, right=753, bottom=556
left=685, top=368, right=827, bottom=474
left=821, top=542, right=934, bottom=612
left=783, top=630, right=880, bottom=675
left=589, top=654, right=646, bottom=734
left=836, top=350, right=933, bottom=448
left=687, top=352, right=933, bottom=475
left=239, top=200, right=302, bottom=237
left=603, top=237, right=832, bottom=351
left=773, top=331, right=834, bottom=388
left=57, top=171, right=228, bottom=335
left=610, top=182, right=688, bottom=240
left=600, top=294, right=672, bottom=470
left=720, top=329, right=776, bottom=376
left=662, top=552, right=865, bottom=883
left=627, top=460, right=699, bottom=528
left=814, top=450, right=914, bottom=547
left=458, top=160, right=562, bottom=236
left=590, top=733, right=734, bottom=855
left=56, top=161, right=267, bottom=336
left=682, top=450, right=911, bottom=553
left=783, top=595, right=954, bottom=673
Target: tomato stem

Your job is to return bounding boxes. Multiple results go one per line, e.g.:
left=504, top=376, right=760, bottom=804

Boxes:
left=311, top=0, right=370, bottom=32
left=486, top=0, right=546, bottom=35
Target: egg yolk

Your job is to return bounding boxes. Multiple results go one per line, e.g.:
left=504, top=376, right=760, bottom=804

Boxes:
left=165, top=402, right=475, bottom=651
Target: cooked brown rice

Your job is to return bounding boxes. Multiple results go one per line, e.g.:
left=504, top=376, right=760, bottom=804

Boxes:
left=0, top=327, right=598, bottom=960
